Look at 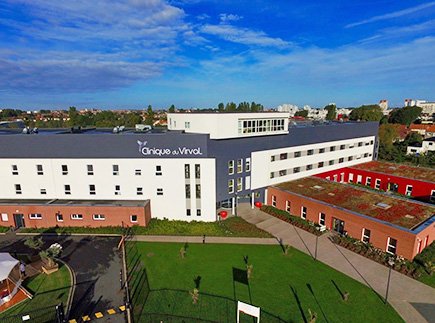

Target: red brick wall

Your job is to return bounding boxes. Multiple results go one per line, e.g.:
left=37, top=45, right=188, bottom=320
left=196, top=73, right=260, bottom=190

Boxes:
left=316, top=167, right=435, bottom=202
left=0, top=203, right=150, bottom=228
left=267, top=187, right=434, bottom=260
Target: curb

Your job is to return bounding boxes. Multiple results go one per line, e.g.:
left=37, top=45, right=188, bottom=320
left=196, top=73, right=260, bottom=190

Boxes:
left=57, top=258, right=76, bottom=318
left=16, top=232, right=122, bottom=237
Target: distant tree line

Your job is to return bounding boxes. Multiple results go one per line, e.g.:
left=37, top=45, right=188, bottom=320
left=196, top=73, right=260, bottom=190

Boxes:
left=217, top=101, right=264, bottom=112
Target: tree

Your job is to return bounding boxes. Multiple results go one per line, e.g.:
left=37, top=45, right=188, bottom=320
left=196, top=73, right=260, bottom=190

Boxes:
left=68, top=107, right=79, bottom=127
left=24, top=237, right=44, bottom=251
left=388, top=106, right=422, bottom=126
left=349, top=105, right=383, bottom=122
left=403, top=132, right=423, bottom=146
left=145, top=105, right=154, bottom=125
left=294, top=110, right=308, bottom=118
left=168, top=105, right=176, bottom=113
left=218, top=103, right=225, bottom=112
left=225, top=102, right=237, bottom=112
left=324, top=104, right=336, bottom=120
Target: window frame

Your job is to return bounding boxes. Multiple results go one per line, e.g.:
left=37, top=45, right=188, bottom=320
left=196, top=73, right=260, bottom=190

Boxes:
left=29, top=213, right=42, bottom=220
left=301, top=206, right=307, bottom=220
left=93, top=214, right=106, bottom=221
left=71, top=214, right=83, bottom=220
left=386, top=237, right=397, bottom=255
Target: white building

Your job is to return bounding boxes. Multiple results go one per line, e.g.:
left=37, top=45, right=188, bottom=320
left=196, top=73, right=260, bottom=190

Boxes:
left=0, top=112, right=378, bottom=227
left=404, top=99, right=435, bottom=115
left=407, top=137, right=435, bottom=155
left=277, top=104, right=299, bottom=117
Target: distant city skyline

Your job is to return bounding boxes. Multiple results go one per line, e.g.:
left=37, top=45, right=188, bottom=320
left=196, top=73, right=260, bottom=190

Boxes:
left=0, top=0, right=434, bottom=109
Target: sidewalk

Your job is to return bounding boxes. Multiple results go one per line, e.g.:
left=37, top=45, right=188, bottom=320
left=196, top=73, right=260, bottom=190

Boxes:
left=237, top=203, right=435, bottom=323
left=132, top=235, right=277, bottom=244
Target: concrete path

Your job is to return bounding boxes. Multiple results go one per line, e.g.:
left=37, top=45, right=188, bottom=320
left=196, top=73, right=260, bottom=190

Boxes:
left=237, top=203, right=435, bottom=323
left=132, top=235, right=277, bottom=244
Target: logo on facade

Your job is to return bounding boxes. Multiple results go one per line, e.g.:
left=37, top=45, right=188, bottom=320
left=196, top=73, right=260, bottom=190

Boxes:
left=137, top=140, right=203, bottom=157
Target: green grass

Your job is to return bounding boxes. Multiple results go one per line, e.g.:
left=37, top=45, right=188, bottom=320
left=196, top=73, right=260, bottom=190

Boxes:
left=0, top=227, right=10, bottom=233
left=0, top=263, right=71, bottom=319
left=19, top=217, right=272, bottom=238
left=127, top=242, right=403, bottom=323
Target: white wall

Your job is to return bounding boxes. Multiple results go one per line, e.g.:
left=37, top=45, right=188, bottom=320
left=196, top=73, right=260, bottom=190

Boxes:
left=0, top=158, right=216, bottom=222
left=251, top=136, right=376, bottom=189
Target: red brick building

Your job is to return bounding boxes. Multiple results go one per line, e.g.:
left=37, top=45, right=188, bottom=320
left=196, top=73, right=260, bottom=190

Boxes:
left=316, top=161, right=435, bottom=203
left=267, top=177, right=434, bottom=260
left=0, top=200, right=151, bottom=229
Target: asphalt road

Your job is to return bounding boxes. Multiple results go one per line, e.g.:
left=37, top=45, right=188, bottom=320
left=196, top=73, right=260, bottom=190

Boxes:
left=0, top=233, right=126, bottom=322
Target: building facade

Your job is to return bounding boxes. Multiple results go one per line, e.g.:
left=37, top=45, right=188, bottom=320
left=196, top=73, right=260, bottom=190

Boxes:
left=0, top=113, right=378, bottom=228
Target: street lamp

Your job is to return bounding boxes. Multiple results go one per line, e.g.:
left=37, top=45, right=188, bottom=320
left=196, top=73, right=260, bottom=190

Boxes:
left=384, top=257, right=395, bottom=304
left=234, top=192, right=238, bottom=217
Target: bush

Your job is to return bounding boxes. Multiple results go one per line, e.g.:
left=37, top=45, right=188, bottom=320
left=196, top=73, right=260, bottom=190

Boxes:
left=414, top=241, right=434, bottom=275
left=260, top=205, right=324, bottom=236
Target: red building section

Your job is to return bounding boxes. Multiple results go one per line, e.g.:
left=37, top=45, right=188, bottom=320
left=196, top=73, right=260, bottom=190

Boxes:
left=315, top=161, right=435, bottom=203
left=267, top=177, right=434, bottom=260
left=0, top=200, right=151, bottom=229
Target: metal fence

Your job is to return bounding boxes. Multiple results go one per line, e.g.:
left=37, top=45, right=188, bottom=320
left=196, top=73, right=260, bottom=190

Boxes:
left=0, top=303, right=64, bottom=323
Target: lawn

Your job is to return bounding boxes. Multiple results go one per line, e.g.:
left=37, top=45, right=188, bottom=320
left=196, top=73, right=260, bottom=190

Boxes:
left=0, top=263, right=71, bottom=321
left=127, top=242, right=403, bottom=323
left=19, top=217, right=273, bottom=238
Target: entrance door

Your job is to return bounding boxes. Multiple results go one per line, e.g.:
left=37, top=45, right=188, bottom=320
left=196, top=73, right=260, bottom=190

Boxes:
left=332, top=218, right=345, bottom=235
left=13, top=214, right=25, bottom=228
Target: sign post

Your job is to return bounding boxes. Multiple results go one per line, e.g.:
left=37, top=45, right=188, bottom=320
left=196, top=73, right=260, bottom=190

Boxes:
left=237, top=301, right=260, bottom=323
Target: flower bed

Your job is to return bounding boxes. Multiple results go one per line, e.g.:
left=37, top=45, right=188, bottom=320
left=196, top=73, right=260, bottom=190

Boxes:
left=330, top=234, right=428, bottom=280
left=260, top=205, right=324, bottom=236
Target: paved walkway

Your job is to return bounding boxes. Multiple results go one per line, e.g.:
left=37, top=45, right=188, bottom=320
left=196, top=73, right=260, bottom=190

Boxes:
left=237, top=203, right=435, bottom=323
left=132, top=235, right=277, bottom=244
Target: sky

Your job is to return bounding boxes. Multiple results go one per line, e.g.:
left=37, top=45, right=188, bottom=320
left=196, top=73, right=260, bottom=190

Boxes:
left=0, top=0, right=434, bottom=109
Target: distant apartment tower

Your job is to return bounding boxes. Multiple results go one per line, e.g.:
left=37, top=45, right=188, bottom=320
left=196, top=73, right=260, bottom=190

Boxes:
left=404, top=99, right=435, bottom=115
left=379, top=99, right=388, bottom=111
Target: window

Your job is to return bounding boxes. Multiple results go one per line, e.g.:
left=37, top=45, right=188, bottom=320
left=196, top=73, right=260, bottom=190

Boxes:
left=280, top=153, right=288, bottom=160
left=87, top=164, right=94, bottom=175
left=294, top=151, right=301, bottom=158
left=195, top=164, right=200, bottom=178
left=365, top=177, right=371, bottom=186
left=364, top=153, right=369, bottom=158
left=348, top=173, right=354, bottom=182
left=185, top=164, right=190, bottom=178
left=228, top=160, right=234, bottom=175
left=306, top=164, right=313, bottom=170
left=196, top=184, right=201, bottom=198
left=340, top=173, right=345, bottom=182
left=270, top=172, right=275, bottom=179
left=375, top=179, right=381, bottom=190
left=29, top=213, right=42, bottom=220
left=340, top=144, right=345, bottom=150
left=115, top=185, right=121, bottom=195
left=185, top=184, right=191, bottom=198
left=93, top=214, right=105, bottom=221
left=56, top=213, right=63, bottom=222
left=349, top=144, right=354, bottom=149
left=186, top=209, right=191, bottom=216
left=135, top=169, right=141, bottom=176
left=318, top=162, right=324, bottom=168
left=113, top=165, right=119, bottom=175
left=40, top=188, right=47, bottom=195
left=326, top=176, right=330, bottom=180
left=71, top=214, right=83, bottom=220
left=228, top=179, right=234, bottom=194
left=245, top=176, right=251, bottom=190
left=137, top=187, right=143, bottom=195
left=15, top=184, right=22, bottom=194
left=237, top=159, right=243, bottom=173
left=319, top=148, right=325, bottom=154
left=339, top=157, right=344, bottom=163
left=64, top=185, right=71, bottom=195
left=185, top=121, right=190, bottom=128
left=357, top=175, right=362, bottom=184
left=130, top=215, right=138, bottom=223
left=62, top=165, right=68, bottom=175
left=301, top=206, right=307, bottom=220
left=279, top=169, right=287, bottom=176
left=1, top=213, right=8, bottom=222
left=330, top=146, right=335, bottom=152
left=387, top=237, right=397, bottom=255
left=156, top=165, right=162, bottom=176
left=333, top=174, right=338, bottom=182
left=293, top=167, right=300, bottom=173
left=430, top=190, right=435, bottom=202
left=329, top=160, right=334, bottom=166
left=307, top=149, right=314, bottom=155
left=286, top=201, right=291, bottom=213
left=348, top=156, right=353, bottom=161
left=12, top=165, right=18, bottom=175
left=89, top=184, right=96, bottom=195
left=319, top=213, right=326, bottom=226
left=36, top=164, right=43, bottom=175
left=362, top=228, right=371, bottom=243
left=271, top=195, right=276, bottom=207
left=271, top=155, right=276, bottom=162
left=197, top=209, right=201, bottom=216
left=405, top=185, right=413, bottom=196
left=237, top=178, right=242, bottom=192
left=245, top=158, right=251, bottom=172
left=358, top=142, right=363, bottom=147
left=157, top=188, right=163, bottom=196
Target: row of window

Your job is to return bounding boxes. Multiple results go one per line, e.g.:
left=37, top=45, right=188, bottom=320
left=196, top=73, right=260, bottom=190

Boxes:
left=270, top=154, right=372, bottom=179
left=271, top=197, right=398, bottom=255
left=228, top=177, right=250, bottom=194
left=228, top=158, right=251, bottom=175
left=13, top=184, right=165, bottom=196
left=184, top=164, right=201, bottom=179
left=10, top=164, right=165, bottom=177
left=238, top=118, right=286, bottom=134
left=185, top=184, right=202, bottom=199
left=0, top=213, right=138, bottom=223
left=270, top=140, right=374, bottom=162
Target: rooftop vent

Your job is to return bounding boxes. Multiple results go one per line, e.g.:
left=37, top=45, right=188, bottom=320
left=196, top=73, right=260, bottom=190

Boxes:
left=312, top=185, right=324, bottom=190
left=297, top=184, right=304, bottom=188
left=405, top=214, right=415, bottom=219
left=375, top=202, right=391, bottom=210
left=328, top=193, right=335, bottom=196
left=388, top=166, right=397, bottom=170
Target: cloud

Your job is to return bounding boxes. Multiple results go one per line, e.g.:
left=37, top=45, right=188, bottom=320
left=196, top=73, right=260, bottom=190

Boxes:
left=201, top=24, right=291, bottom=48
left=219, top=13, right=243, bottom=23
left=346, top=2, right=435, bottom=28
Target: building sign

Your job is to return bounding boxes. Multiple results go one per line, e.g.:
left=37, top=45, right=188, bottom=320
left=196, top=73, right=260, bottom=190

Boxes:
left=137, top=140, right=204, bottom=157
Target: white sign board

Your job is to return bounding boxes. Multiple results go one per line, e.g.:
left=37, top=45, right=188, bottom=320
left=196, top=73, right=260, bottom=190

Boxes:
left=237, top=301, right=260, bottom=323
